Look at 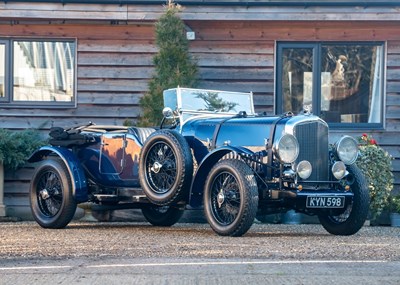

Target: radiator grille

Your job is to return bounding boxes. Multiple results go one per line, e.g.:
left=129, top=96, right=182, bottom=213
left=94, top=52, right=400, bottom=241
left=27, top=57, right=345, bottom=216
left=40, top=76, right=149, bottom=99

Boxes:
left=294, top=121, right=329, bottom=181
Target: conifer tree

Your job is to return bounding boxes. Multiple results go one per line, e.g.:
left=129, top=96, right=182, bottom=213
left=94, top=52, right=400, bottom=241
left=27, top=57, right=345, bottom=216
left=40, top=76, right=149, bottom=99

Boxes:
left=138, top=0, right=198, bottom=126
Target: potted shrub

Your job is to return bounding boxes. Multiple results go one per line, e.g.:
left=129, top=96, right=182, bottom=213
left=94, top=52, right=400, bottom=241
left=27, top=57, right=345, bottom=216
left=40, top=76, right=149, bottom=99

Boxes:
left=356, top=133, right=394, bottom=222
left=389, top=195, right=400, bottom=227
left=0, top=128, right=45, bottom=216
left=0, top=128, right=45, bottom=170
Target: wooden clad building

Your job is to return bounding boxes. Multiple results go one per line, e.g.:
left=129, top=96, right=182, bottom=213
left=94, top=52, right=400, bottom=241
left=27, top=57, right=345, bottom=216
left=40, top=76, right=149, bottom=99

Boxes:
left=0, top=0, right=399, bottom=218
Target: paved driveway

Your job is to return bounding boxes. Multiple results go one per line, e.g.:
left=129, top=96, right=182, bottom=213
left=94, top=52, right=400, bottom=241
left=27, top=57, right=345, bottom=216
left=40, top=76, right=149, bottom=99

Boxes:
left=0, top=221, right=399, bottom=284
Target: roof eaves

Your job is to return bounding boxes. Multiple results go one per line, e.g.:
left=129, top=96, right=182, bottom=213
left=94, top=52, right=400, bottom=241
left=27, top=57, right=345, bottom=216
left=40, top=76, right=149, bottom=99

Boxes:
left=2, top=0, right=400, bottom=7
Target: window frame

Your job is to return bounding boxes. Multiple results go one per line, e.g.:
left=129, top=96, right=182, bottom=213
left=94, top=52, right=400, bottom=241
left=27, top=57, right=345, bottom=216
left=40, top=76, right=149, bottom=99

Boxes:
left=0, top=37, right=77, bottom=108
left=276, top=41, right=386, bottom=130
left=0, top=39, right=10, bottom=103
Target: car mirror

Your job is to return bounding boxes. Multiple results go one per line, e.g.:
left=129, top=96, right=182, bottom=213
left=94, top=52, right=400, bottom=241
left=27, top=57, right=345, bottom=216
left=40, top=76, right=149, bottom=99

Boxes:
left=162, top=107, right=174, bottom=119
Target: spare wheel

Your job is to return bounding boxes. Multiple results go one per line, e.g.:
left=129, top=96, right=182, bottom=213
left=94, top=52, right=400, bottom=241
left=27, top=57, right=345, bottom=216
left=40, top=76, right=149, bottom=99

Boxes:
left=139, top=130, right=193, bottom=206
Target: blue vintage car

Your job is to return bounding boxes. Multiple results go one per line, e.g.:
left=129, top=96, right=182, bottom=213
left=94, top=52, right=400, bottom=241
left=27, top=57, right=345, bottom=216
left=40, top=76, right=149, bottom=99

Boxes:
left=28, top=87, right=369, bottom=237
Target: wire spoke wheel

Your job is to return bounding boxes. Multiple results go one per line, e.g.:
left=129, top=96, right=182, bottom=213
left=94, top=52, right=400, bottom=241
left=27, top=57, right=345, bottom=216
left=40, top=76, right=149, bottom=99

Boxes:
left=36, top=171, right=63, bottom=217
left=210, top=172, right=241, bottom=225
left=145, top=142, right=177, bottom=194
left=318, top=164, right=369, bottom=235
left=30, top=158, right=77, bottom=228
left=327, top=204, right=353, bottom=224
left=141, top=205, right=184, bottom=227
left=204, top=159, right=258, bottom=237
left=139, top=130, right=193, bottom=206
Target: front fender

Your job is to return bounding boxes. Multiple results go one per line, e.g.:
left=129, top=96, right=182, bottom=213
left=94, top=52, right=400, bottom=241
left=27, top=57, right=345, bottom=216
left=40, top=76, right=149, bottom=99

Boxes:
left=188, top=146, right=254, bottom=207
left=28, top=146, right=88, bottom=203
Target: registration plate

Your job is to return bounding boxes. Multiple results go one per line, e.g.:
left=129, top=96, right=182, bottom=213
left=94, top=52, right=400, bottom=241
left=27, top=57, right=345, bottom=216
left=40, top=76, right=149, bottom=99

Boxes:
left=306, top=196, right=345, bottom=208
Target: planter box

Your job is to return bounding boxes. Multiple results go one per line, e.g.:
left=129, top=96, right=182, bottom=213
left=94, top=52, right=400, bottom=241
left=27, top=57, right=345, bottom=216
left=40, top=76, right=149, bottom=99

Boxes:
left=390, top=213, right=400, bottom=227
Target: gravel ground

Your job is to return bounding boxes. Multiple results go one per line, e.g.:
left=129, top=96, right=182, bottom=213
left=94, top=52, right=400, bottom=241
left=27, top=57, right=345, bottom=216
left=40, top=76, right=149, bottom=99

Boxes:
left=0, top=221, right=399, bottom=261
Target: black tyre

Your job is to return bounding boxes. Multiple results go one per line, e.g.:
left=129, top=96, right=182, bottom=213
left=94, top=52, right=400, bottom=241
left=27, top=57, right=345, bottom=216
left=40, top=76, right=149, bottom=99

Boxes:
left=318, top=164, right=369, bottom=235
left=141, top=205, right=184, bottom=226
left=139, top=130, right=193, bottom=206
left=204, top=159, right=259, bottom=237
left=30, top=158, right=77, bottom=228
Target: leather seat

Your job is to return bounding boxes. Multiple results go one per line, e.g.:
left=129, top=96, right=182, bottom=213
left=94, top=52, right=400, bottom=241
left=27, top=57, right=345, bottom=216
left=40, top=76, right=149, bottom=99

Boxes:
left=128, top=127, right=156, bottom=144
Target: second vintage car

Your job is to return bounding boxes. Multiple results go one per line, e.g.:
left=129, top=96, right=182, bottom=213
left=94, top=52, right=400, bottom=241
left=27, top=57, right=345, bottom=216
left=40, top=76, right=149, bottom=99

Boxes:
left=28, top=87, right=369, bottom=236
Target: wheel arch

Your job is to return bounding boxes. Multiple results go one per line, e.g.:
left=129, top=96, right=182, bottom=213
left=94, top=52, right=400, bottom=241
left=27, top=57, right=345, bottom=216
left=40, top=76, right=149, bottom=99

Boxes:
left=28, top=146, right=88, bottom=203
left=188, top=146, right=254, bottom=207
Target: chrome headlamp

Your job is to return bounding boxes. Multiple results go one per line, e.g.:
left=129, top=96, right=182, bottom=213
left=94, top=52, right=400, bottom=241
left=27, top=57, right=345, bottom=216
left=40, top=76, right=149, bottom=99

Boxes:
left=273, top=134, right=299, bottom=164
left=296, top=160, right=312, bottom=179
left=332, top=161, right=348, bottom=180
left=335, top=136, right=358, bottom=165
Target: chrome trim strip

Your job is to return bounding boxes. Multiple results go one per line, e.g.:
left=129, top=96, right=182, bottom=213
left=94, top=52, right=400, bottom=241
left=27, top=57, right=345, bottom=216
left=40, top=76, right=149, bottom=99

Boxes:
left=284, top=114, right=328, bottom=135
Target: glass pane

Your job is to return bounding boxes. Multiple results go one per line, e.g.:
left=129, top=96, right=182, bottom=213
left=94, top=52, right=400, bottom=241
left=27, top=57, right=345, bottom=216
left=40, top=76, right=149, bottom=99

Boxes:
left=13, top=41, right=75, bottom=102
left=0, top=44, right=4, bottom=98
left=320, top=44, right=382, bottom=123
left=282, top=48, right=313, bottom=114
left=179, top=88, right=254, bottom=114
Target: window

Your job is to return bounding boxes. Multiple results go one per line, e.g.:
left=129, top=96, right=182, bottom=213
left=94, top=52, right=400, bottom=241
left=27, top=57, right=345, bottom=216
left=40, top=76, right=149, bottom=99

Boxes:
left=1, top=39, right=76, bottom=107
left=276, top=42, right=385, bottom=128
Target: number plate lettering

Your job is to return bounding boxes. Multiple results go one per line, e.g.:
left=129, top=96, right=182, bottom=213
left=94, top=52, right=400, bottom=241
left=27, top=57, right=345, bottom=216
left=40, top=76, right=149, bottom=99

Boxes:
left=306, top=196, right=345, bottom=208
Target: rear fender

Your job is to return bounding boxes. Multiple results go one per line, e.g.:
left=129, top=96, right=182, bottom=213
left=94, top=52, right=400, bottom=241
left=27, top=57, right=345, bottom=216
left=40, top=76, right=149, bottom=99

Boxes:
left=28, top=146, right=88, bottom=203
left=188, top=146, right=254, bottom=207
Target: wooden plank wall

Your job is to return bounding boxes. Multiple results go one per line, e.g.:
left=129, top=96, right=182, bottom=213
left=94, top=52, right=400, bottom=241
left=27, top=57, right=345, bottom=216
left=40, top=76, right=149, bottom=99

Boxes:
left=2, top=2, right=400, bottom=22
left=1, top=19, right=400, bottom=216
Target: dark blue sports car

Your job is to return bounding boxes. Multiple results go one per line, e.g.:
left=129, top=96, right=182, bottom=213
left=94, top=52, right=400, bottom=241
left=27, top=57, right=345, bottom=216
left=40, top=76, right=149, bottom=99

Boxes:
left=28, top=87, right=369, bottom=236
